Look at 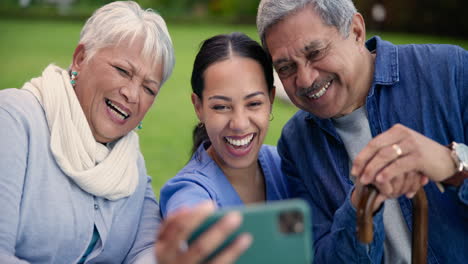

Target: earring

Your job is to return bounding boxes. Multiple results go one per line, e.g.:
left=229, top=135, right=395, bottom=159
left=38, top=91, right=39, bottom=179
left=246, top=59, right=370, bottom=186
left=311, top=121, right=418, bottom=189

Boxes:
left=197, top=122, right=205, bottom=128
left=134, top=121, right=143, bottom=131
left=269, top=113, right=274, bottom=121
left=70, top=71, right=78, bottom=87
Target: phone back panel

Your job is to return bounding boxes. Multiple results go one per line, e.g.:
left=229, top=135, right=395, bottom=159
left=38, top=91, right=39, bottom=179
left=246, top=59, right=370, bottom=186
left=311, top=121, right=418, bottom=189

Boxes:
left=188, top=199, right=313, bottom=264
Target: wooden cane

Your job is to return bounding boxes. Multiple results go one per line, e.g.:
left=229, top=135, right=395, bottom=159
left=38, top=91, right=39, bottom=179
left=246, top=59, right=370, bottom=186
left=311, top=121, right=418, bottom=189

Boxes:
left=356, top=185, right=428, bottom=264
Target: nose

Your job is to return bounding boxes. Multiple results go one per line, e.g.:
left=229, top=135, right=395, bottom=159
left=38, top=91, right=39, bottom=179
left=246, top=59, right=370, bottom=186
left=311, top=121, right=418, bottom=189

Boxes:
left=120, top=82, right=139, bottom=104
left=229, top=109, right=250, bottom=132
left=295, top=64, right=319, bottom=89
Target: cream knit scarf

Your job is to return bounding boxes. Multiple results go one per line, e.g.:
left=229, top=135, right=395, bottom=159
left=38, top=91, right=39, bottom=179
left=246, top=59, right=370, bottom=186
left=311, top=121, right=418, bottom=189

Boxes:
left=23, top=64, right=138, bottom=200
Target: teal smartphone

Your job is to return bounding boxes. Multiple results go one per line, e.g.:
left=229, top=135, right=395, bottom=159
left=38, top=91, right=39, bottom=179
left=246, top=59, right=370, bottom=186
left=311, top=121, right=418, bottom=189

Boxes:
left=187, top=199, right=313, bottom=264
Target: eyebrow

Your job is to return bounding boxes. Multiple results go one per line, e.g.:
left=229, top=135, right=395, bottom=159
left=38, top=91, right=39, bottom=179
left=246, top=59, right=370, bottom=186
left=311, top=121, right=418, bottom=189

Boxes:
left=303, top=40, right=322, bottom=53
left=208, top=91, right=266, bottom=102
left=244, top=91, right=265, bottom=99
left=125, top=59, right=160, bottom=87
left=272, top=40, right=323, bottom=67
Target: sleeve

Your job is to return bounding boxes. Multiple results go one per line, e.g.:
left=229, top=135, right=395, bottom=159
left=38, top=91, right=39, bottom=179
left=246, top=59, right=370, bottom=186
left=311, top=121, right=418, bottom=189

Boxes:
left=458, top=47, right=468, bottom=204
left=159, top=176, right=213, bottom=219
left=277, top=129, right=385, bottom=264
left=123, top=159, right=161, bottom=264
left=0, top=107, right=30, bottom=263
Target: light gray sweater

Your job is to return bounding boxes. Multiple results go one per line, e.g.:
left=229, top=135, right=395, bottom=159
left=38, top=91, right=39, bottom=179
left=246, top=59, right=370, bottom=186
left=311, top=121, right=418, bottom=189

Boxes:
left=0, top=88, right=159, bottom=263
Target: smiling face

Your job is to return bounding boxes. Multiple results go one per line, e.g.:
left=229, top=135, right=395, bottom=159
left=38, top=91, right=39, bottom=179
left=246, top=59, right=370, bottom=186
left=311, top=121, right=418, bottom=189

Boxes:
left=265, top=6, right=373, bottom=118
left=72, top=37, right=163, bottom=143
left=192, top=55, right=274, bottom=170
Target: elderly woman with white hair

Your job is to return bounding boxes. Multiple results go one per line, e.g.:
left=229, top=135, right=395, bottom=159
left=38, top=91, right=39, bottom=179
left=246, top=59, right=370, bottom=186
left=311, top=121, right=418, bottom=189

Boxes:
left=0, top=1, right=250, bottom=263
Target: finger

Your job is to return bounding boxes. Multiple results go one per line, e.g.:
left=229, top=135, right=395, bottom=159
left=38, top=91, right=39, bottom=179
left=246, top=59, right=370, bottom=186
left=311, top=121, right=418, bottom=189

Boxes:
left=421, top=175, right=429, bottom=186
left=372, top=193, right=387, bottom=212
left=406, top=172, right=422, bottom=195
left=359, top=143, right=407, bottom=185
left=405, top=172, right=425, bottom=198
left=172, top=202, right=216, bottom=242
left=209, top=233, right=252, bottom=264
left=157, top=207, right=191, bottom=241
left=388, top=173, right=405, bottom=198
left=181, top=211, right=243, bottom=263
left=156, top=208, right=193, bottom=263
left=156, top=202, right=216, bottom=264
left=374, top=180, right=393, bottom=197
left=351, top=124, right=409, bottom=177
left=374, top=154, right=419, bottom=184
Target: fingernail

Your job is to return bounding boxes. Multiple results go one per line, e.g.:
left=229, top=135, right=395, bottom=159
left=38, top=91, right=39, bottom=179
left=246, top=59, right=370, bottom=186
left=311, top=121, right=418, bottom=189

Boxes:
left=360, top=175, right=370, bottom=184
left=225, top=211, right=242, bottom=227
left=376, top=174, right=383, bottom=183
left=238, top=233, right=253, bottom=250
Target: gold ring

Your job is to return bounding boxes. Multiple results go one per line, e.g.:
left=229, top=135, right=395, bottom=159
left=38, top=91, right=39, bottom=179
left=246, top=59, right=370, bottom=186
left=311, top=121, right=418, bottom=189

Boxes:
left=392, top=144, right=403, bottom=157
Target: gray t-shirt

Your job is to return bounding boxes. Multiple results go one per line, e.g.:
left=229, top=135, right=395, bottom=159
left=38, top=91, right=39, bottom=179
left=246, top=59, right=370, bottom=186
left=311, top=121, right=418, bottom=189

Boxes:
left=332, top=106, right=411, bottom=264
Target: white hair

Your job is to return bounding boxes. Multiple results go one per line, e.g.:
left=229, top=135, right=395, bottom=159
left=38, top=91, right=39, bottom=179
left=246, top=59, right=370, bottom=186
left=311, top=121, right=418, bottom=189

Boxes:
left=79, top=1, right=175, bottom=85
left=257, top=0, right=357, bottom=51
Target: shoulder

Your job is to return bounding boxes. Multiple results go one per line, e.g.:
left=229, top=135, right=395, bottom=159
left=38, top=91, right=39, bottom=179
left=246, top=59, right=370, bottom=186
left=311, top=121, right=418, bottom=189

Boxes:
left=397, top=43, right=466, bottom=66
left=282, top=110, right=309, bottom=135
left=161, top=153, right=219, bottom=194
left=259, top=145, right=283, bottom=176
left=260, top=145, right=280, bottom=163
left=0, top=88, right=44, bottom=124
left=278, top=109, right=312, bottom=151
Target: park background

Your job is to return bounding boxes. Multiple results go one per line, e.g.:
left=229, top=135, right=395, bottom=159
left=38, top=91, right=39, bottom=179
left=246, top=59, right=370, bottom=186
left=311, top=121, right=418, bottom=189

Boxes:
left=1, top=0, right=467, bottom=196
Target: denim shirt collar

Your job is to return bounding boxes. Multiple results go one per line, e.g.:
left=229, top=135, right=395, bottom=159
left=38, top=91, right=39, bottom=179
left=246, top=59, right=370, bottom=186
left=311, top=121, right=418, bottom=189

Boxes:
left=304, top=36, right=399, bottom=139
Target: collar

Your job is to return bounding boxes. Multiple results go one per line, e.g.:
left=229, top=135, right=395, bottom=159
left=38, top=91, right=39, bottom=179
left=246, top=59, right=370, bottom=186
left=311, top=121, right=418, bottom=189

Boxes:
left=367, top=36, right=399, bottom=87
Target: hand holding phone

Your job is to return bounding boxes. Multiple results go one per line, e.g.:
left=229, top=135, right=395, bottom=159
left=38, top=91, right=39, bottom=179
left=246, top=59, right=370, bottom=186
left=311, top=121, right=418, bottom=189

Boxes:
left=188, top=199, right=313, bottom=264
left=156, top=202, right=251, bottom=264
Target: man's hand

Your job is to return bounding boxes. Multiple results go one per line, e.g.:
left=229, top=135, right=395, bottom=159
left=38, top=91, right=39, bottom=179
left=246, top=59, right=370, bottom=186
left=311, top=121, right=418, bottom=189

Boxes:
left=351, top=124, right=455, bottom=199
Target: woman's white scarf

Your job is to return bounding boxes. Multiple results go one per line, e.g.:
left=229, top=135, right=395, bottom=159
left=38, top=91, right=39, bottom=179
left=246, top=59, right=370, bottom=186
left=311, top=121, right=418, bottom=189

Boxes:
left=23, top=64, right=138, bottom=200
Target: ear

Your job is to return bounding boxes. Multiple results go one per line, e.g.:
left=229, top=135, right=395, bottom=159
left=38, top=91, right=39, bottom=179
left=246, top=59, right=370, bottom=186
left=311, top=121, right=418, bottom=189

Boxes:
left=191, top=93, right=204, bottom=122
left=350, top=13, right=366, bottom=47
left=269, top=86, right=276, bottom=108
left=71, top=44, right=86, bottom=71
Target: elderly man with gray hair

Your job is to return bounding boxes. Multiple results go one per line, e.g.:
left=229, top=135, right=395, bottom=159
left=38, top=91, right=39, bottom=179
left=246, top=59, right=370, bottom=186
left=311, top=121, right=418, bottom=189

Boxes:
left=257, top=0, right=468, bottom=263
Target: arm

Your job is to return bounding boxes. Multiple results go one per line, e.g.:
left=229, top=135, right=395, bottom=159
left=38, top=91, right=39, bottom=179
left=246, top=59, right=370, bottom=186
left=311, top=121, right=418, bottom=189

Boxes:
left=123, top=171, right=161, bottom=264
left=159, top=177, right=213, bottom=218
left=353, top=47, right=468, bottom=204
left=277, top=132, right=385, bottom=264
left=0, top=107, right=30, bottom=264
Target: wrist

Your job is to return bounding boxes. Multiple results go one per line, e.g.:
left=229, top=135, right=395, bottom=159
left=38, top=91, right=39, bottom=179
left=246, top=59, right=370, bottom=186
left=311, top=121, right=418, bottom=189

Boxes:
left=443, top=142, right=468, bottom=187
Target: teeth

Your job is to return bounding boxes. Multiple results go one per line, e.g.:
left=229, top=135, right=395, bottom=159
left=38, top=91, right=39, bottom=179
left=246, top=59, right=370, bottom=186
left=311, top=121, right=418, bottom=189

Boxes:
left=308, top=81, right=331, bottom=99
left=106, top=99, right=129, bottom=118
left=225, top=134, right=254, bottom=147
left=109, top=107, right=126, bottom=120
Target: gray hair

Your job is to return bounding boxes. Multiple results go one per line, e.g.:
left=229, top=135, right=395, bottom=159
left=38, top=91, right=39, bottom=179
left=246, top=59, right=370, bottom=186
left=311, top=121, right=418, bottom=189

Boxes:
left=79, top=1, right=175, bottom=85
left=257, top=0, right=357, bottom=50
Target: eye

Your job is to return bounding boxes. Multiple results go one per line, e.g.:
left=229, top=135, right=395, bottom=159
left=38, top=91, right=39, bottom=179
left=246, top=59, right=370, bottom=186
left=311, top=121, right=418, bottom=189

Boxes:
left=212, top=105, right=230, bottom=111
left=306, top=50, right=320, bottom=61
left=144, top=86, right=156, bottom=96
left=114, top=66, right=130, bottom=77
left=276, top=64, right=296, bottom=78
left=247, top=101, right=263, bottom=108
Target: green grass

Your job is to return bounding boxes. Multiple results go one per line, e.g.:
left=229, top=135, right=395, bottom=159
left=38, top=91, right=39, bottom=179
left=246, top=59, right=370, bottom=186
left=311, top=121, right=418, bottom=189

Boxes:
left=1, top=19, right=467, bottom=197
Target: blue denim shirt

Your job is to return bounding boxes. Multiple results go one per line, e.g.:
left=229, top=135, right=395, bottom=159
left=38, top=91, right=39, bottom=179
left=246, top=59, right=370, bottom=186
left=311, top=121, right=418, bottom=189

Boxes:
left=278, top=36, right=468, bottom=263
